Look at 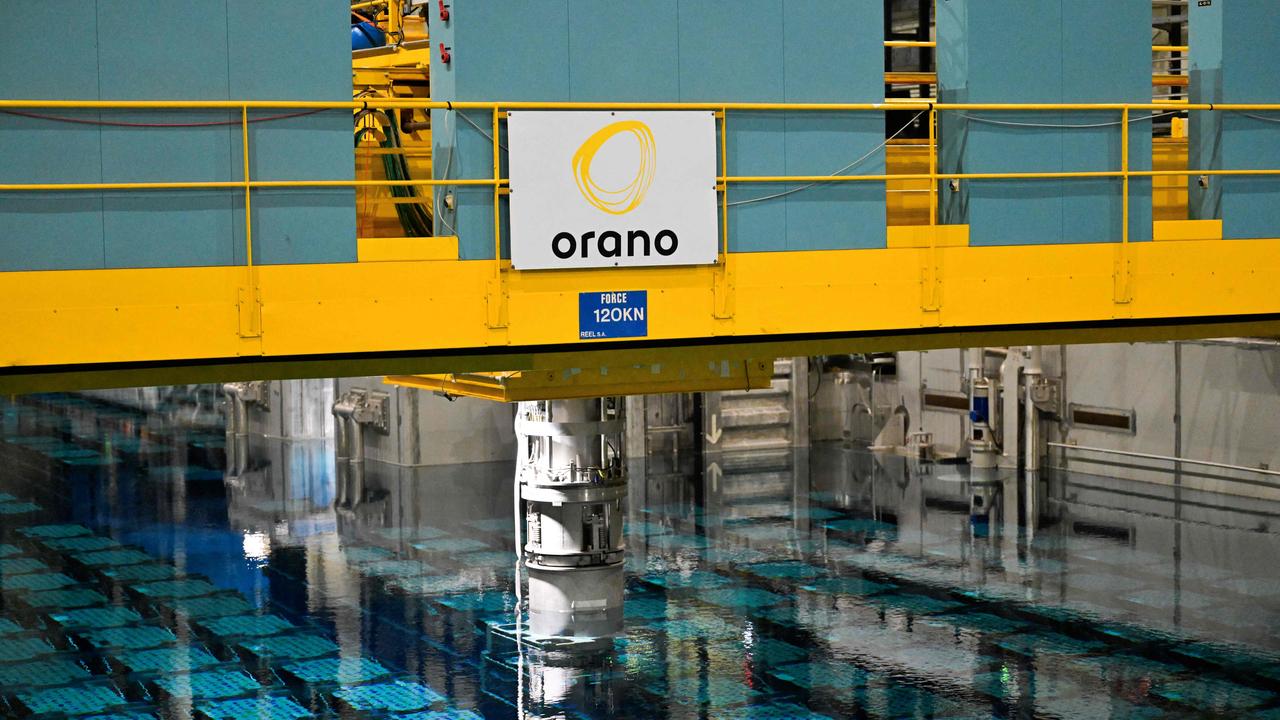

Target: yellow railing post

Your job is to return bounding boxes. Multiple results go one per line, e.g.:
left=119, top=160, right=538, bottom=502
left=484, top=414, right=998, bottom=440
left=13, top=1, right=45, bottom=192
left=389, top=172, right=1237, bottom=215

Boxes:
left=928, top=107, right=938, bottom=227
left=714, top=107, right=734, bottom=322
left=1115, top=106, right=1132, bottom=304
left=241, top=105, right=254, bottom=271
left=486, top=106, right=507, bottom=331
left=720, top=107, right=729, bottom=261
left=920, top=105, right=941, bottom=313
left=238, top=105, right=262, bottom=345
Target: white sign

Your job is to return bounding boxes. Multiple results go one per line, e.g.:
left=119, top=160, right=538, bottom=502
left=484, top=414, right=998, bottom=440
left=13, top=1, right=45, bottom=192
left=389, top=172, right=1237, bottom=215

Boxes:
left=507, top=111, right=719, bottom=270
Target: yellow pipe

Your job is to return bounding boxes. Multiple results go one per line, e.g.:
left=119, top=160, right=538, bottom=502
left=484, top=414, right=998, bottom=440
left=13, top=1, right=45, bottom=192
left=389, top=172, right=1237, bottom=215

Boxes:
left=242, top=106, right=253, bottom=270
left=723, top=174, right=907, bottom=183
left=1132, top=169, right=1280, bottom=177
left=17, top=99, right=1280, bottom=112
left=19, top=167, right=1280, bottom=194
left=1120, top=107, right=1130, bottom=302
left=0, top=100, right=360, bottom=109
left=350, top=0, right=387, bottom=10
left=879, top=41, right=1189, bottom=53
left=720, top=107, right=729, bottom=259
left=492, top=106, right=501, bottom=270
left=885, top=72, right=936, bottom=85
left=0, top=179, right=502, bottom=192
left=928, top=108, right=937, bottom=226
left=0, top=181, right=245, bottom=191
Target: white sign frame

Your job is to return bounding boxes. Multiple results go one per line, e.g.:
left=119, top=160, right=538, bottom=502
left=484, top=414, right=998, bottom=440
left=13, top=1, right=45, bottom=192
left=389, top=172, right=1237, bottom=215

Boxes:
left=506, top=110, right=720, bottom=271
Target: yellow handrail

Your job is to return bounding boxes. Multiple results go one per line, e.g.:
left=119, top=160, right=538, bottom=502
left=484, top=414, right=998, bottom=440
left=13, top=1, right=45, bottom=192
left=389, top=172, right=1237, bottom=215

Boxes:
left=4, top=97, right=1279, bottom=299
left=3, top=99, right=1250, bottom=111
left=881, top=41, right=1191, bottom=54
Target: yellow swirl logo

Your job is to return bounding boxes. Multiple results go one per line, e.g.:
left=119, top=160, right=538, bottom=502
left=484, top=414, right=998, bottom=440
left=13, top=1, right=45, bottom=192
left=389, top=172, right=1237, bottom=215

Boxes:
left=571, top=120, right=656, bottom=215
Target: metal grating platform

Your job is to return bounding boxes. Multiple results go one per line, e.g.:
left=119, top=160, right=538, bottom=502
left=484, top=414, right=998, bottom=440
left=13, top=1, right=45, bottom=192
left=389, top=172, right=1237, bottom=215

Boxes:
left=0, top=635, right=56, bottom=663
left=408, top=538, right=489, bottom=554
left=18, top=524, right=93, bottom=540
left=237, top=635, right=339, bottom=663
left=197, top=614, right=296, bottom=640
left=99, top=564, right=181, bottom=584
left=152, top=669, right=263, bottom=700
left=48, top=606, right=143, bottom=631
left=341, top=546, right=395, bottom=564
left=21, top=587, right=110, bottom=610
left=0, top=571, right=77, bottom=592
left=278, top=656, right=391, bottom=686
left=0, top=658, right=92, bottom=688
left=40, top=536, right=122, bottom=553
left=80, top=625, right=179, bottom=651
left=356, top=559, right=438, bottom=578
left=111, top=646, right=222, bottom=674
left=72, top=549, right=156, bottom=569
left=12, top=683, right=129, bottom=716
left=330, top=679, right=445, bottom=714
left=159, top=595, right=256, bottom=620
left=385, top=575, right=478, bottom=596
left=0, top=556, right=50, bottom=575
left=194, top=694, right=312, bottom=720
left=129, top=578, right=221, bottom=600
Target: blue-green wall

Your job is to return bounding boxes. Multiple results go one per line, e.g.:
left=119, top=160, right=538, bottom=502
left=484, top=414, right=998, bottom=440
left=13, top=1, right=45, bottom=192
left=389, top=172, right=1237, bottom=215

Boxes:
left=1190, top=2, right=1280, bottom=240
left=431, top=0, right=885, bottom=260
left=938, top=0, right=1152, bottom=246
left=0, top=0, right=356, bottom=271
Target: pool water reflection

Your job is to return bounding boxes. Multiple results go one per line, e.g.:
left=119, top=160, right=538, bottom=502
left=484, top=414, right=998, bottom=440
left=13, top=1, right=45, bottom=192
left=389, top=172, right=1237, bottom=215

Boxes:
left=1, top=393, right=1280, bottom=718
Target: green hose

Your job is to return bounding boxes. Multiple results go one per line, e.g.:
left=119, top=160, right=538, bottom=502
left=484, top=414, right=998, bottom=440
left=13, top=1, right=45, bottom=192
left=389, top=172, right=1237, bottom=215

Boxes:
left=355, top=120, right=433, bottom=237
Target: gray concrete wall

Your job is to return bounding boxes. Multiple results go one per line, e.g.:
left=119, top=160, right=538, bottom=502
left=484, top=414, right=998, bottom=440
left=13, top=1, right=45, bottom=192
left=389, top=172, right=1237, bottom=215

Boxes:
left=881, top=340, right=1280, bottom=499
left=336, top=377, right=516, bottom=467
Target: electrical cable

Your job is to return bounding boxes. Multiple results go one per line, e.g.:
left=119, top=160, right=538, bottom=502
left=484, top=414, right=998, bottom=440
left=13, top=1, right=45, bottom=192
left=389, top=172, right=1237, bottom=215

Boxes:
left=1239, top=112, right=1280, bottom=124
left=956, top=110, right=1178, bottom=129
left=0, top=108, right=329, bottom=128
left=434, top=109, right=457, bottom=236
left=456, top=109, right=508, bottom=151
left=354, top=113, right=433, bottom=237
left=727, top=110, right=926, bottom=207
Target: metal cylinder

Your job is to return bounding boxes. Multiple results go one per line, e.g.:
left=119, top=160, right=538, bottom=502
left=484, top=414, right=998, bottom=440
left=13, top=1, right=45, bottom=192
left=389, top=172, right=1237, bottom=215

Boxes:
left=1023, top=346, right=1043, bottom=472
left=515, top=398, right=625, bottom=639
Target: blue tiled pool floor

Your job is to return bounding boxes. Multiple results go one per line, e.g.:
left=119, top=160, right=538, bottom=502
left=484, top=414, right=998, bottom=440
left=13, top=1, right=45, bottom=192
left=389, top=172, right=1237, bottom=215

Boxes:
left=3, top=393, right=1280, bottom=718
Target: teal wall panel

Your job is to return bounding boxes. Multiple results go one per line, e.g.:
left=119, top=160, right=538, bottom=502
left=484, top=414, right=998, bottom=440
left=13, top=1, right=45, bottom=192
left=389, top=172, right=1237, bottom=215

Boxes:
left=782, top=5, right=884, bottom=250
left=0, top=2, right=104, bottom=270
left=1190, top=2, right=1280, bottom=240
left=434, top=0, right=884, bottom=259
left=568, top=2, right=679, bottom=101
left=678, top=1, right=786, bottom=254
left=227, top=1, right=355, bottom=265
left=0, top=0, right=355, bottom=272
left=939, top=0, right=1151, bottom=246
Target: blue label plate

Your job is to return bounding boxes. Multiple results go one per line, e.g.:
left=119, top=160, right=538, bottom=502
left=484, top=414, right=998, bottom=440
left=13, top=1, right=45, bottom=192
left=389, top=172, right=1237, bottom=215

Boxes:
left=579, top=291, right=647, bottom=340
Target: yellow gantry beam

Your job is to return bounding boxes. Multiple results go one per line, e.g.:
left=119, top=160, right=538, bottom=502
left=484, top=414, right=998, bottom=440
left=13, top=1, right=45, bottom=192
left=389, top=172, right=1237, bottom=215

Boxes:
left=2, top=98, right=1279, bottom=393
left=1, top=237, right=1279, bottom=394
left=385, top=360, right=775, bottom=402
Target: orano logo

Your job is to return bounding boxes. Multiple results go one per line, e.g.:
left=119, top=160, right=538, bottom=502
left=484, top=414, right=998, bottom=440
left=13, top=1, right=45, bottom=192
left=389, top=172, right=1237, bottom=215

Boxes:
left=571, top=120, right=656, bottom=215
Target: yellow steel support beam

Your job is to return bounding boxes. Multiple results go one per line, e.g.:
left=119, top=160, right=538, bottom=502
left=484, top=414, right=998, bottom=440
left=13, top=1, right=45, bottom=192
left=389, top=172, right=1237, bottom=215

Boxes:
left=1, top=238, right=1278, bottom=395
left=385, top=360, right=775, bottom=402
